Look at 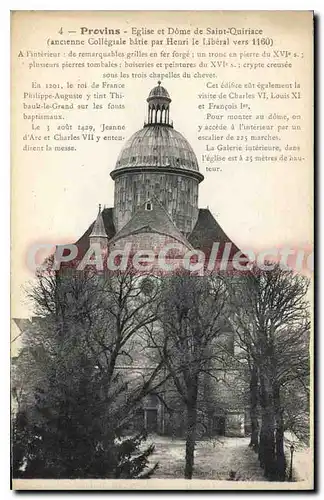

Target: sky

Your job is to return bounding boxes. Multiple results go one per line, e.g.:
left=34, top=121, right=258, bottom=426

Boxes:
left=11, top=10, right=313, bottom=318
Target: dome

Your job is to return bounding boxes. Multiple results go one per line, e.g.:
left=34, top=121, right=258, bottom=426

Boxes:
left=148, top=81, right=170, bottom=101
left=113, top=125, right=199, bottom=173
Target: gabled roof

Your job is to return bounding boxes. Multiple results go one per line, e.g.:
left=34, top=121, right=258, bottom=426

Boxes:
left=12, top=318, right=32, bottom=332
left=90, top=208, right=107, bottom=239
left=73, top=206, right=241, bottom=262
left=188, top=209, right=240, bottom=256
left=74, top=207, right=116, bottom=258
left=110, top=198, right=192, bottom=249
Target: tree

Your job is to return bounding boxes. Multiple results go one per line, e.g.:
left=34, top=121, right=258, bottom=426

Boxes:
left=248, top=359, right=259, bottom=452
left=12, top=266, right=164, bottom=478
left=226, top=263, right=310, bottom=480
left=149, top=273, right=228, bottom=479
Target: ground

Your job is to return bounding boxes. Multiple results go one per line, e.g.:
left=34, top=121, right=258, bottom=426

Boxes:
left=284, top=434, right=313, bottom=483
left=146, top=435, right=267, bottom=480
left=146, top=435, right=312, bottom=482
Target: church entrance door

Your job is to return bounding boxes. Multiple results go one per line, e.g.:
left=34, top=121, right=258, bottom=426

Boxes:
left=213, top=415, right=226, bottom=436
left=145, top=409, right=158, bottom=433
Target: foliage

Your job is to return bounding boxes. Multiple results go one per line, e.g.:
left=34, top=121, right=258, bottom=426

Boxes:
left=226, top=263, right=310, bottom=480
left=12, top=268, right=159, bottom=479
left=149, top=273, right=228, bottom=478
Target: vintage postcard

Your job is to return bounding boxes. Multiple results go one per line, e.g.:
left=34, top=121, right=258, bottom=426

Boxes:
left=11, top=10, right=314, bottom=490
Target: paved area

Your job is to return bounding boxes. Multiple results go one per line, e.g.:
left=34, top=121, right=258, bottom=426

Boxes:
left=146, top=435, right=267, bottom=480
left=284, top=436, right=313, bottom=483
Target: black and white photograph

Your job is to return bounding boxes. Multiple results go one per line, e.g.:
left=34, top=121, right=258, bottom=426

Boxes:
left=10, top=10, right=314, bottom=490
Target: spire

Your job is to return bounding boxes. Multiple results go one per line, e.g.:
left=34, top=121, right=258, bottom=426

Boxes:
left=146, top=81, right=172, bottom=127
left=90, top=205, right=108, bottom=245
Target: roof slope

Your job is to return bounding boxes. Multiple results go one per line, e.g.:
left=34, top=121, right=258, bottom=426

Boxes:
left=111, top=198, right=192, bottom=249
left=90, top=209, right=107, bottom=238
left=188, top=209, right=240, bottom=256
left=75, top=207, right=116, bottom=257
left=73, top=206, right=242, bottom=261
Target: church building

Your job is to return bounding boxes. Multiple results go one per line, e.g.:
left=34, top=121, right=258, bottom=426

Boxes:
left=73, top=82, right=247, bottom=437
left=13, top=83, right=247, bottom=438
left=76, top=81, right=240, bottom=268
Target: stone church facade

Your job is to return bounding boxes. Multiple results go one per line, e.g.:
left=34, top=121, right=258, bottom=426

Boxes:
left=73, top=82, right=247, bottom=438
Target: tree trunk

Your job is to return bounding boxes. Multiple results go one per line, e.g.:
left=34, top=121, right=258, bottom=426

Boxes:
left=259, top=413, right=276, bottom=478
left=258, top=372, right=276, bottom=479
left=185, top=403, right=197, bottom=479
left=249, top=363, right=259, bottom=452
left=274, top=384, right=286, bottom=481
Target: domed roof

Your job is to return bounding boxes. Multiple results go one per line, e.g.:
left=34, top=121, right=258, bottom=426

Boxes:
left=113, top=125, right=199, bottom=173
left=148, top=81, right=170, bottom=100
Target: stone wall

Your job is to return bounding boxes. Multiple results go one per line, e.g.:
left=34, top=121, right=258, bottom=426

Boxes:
left=114, top=171, right=199, bottom=234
